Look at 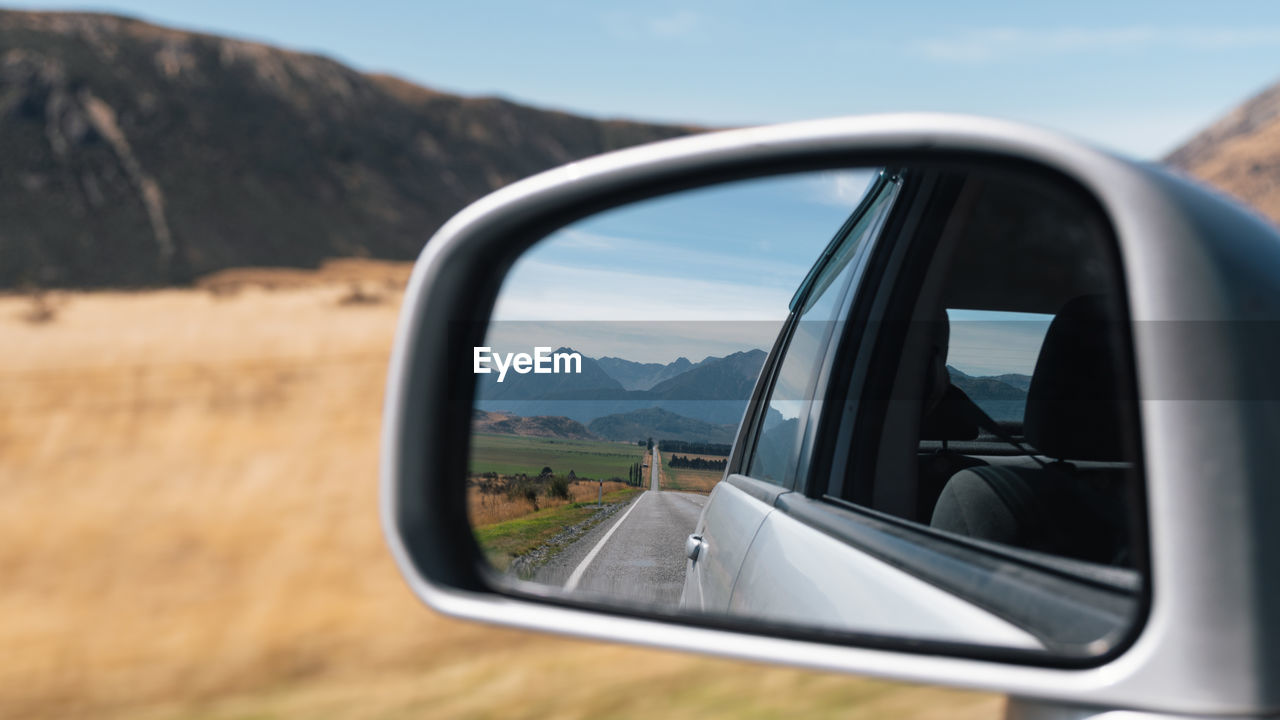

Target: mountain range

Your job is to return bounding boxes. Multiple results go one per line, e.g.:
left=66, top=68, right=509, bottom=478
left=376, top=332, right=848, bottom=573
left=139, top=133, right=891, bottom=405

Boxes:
left=475, top=348, right=767, bottom=425
left=594, top=355, right=710, bottom=391
left=473, top=344, right=1034, bottom=440
left=0, top=10, right=696, bottom=288
left=946, top=366, right=1030, bottom=423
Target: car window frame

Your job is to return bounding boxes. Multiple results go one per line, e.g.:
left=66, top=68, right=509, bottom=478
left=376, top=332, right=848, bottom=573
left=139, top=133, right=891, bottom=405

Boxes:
left=733, top=171, right=903, bottom=489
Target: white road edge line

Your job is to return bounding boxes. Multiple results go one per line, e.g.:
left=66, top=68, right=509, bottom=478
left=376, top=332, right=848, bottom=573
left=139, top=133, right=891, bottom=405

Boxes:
left=564, top=490, right=648, bottom=592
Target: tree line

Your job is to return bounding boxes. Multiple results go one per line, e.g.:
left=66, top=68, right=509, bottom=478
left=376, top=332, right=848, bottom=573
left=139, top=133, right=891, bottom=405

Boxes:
left=657, top=440, right=731, bottom=456
left=626, top=461, right=644, bottom=487
left=668, top=454, right=727, bottom=471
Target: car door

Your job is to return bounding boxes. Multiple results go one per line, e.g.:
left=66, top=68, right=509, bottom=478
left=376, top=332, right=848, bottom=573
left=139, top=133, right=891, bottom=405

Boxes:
left=681, top=172, right=900, bottom=612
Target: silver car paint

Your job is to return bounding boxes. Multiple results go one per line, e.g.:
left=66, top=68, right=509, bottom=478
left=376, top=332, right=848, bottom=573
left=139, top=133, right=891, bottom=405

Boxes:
left=678, top=479, right=772, bottom=612
left=381, top=114, right=1280, bottom=718
left=727, top=493, right=1042, bottom=648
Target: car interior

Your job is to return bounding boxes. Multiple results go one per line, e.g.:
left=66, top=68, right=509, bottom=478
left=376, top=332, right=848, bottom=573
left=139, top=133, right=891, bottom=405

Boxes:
left=852, top=167, right=1141, bottom=571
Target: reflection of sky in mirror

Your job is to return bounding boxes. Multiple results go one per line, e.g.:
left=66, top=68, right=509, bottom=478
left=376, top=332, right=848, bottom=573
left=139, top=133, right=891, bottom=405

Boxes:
left=482, top=321, right=785, bottom=367
left=486, top=170, right=1057, bottom=375
left=490, top=170, right=875, bottom=362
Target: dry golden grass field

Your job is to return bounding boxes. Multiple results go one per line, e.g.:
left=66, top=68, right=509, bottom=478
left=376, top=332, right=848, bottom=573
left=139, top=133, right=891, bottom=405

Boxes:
left=467, top=479, right=634, bottom=529
left=660, top=451, right=724, bottom=495
left=0, top=261, right=1001, bottom=719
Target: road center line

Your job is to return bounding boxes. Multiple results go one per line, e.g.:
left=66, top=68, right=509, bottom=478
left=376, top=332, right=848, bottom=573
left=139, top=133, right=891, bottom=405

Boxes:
left=564, top=491, right=648, bottom=592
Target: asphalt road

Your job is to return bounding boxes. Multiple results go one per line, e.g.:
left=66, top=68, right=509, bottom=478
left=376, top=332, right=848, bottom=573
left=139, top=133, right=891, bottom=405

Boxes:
left=651, top=442, right=660, bottom=491
left=533, top=444, right=708, bottom=606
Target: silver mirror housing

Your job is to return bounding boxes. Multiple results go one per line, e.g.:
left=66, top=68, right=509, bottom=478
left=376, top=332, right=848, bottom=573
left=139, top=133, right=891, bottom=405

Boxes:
left=381, top=114, right=1280, bottom=716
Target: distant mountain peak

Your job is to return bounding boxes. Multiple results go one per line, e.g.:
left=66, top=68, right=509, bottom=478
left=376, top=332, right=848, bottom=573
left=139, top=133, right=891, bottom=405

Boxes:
left=595, top=352, right=716, bottom=391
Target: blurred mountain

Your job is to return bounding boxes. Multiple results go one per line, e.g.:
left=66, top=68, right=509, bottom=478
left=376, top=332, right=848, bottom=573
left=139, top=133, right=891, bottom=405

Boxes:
left=947, top=366, right=1029, bottom=401
left=989, top=373, right=1032, bottom=392
left=1166, top=79, right=1280, bottom=225
left=0, top=10, right=698, bottom=288
left=946, top=366, right=1029, bottom=423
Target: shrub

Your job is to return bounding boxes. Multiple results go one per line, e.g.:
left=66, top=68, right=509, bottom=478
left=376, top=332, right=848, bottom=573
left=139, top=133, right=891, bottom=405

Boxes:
left=547, top=475, right=570, bottom=500
left=505, top=476, right=539, bottom=512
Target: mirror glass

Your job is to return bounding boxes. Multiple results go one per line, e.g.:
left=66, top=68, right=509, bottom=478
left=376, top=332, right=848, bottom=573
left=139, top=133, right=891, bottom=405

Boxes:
left=466, top=163, right=1144, bottom=660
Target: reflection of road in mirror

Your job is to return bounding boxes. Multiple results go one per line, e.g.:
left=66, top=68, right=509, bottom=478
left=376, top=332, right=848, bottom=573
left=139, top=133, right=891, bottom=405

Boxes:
left=539, top=444, right=708, bottom=606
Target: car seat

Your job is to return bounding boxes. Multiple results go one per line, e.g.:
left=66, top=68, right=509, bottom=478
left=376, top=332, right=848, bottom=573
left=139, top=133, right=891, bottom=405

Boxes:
left=929, top=295, right=1133, bottom=565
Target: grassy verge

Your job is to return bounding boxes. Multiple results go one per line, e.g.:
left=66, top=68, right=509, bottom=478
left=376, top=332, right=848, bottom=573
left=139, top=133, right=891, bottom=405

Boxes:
left=475, top=487, right=641, bottom=571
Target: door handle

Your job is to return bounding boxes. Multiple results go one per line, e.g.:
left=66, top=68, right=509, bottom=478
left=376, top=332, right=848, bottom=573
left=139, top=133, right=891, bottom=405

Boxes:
left=685, top=534, right=704, bottom=562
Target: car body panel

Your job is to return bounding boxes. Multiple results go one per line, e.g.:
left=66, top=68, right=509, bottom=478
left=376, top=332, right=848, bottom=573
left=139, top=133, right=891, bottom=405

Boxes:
left=729, top=504, right=1043, bottom=649
left=680, top=478, right=774, bottom=611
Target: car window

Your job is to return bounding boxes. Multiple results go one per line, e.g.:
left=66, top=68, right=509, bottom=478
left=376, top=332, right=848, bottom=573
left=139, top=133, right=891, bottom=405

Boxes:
left=944, top=309, right=1051, bottom=424
left=745, top=177, right=898, bottom=487
left=848, top=168, right=1142, bottom=573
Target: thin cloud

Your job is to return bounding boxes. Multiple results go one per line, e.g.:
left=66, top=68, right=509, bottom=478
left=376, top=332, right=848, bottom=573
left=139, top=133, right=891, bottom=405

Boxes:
left=492, top=258, right=794, bottom=322
left=603, top=10, right=704, bottom=41
left=553, top=229, right=618, bottom=250
left=536, top=228, right=813, bottom=288
left=814, top=170, right=876, bottom=208
left=649, top=10, right=701, bottom=39
left=915, top=26, right=1280, bottom=63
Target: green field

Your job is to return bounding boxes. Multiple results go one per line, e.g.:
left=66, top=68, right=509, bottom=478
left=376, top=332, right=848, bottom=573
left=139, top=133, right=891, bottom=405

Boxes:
left=469, top=433, right=645, bottom=479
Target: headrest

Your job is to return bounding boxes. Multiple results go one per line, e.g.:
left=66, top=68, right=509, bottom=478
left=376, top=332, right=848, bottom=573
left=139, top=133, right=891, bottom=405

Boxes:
left=920, top=311, right=979, bottom=441
left=922, top=311, right=951, bottom=415
left=1023, top=295, right=1127, bottom=461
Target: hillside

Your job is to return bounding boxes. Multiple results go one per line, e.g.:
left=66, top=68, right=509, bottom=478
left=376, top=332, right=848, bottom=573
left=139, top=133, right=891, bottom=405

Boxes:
left=471, top=409, right=597, bottom=440
left=1166, top=78, right=1280, bottom=224
left=947, top=366, right=1029, bottom=423
left=648, top=349, right=766, bottom=401
left=0, top=11, right=697, bottom=288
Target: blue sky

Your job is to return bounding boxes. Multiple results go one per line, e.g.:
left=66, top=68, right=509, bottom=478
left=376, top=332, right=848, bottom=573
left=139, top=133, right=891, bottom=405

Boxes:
left=487, top=171, right=868, bottom=362
left=11, top=0, right=1280, bottom=158
left=12, top=1, right=1270, bottom=369
left=486, top=171, right=1052, bottom=373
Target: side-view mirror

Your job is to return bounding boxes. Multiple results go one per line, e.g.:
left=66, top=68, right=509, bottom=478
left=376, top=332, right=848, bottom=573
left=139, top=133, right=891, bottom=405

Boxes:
left=381, top=115, right=1280, bottom=718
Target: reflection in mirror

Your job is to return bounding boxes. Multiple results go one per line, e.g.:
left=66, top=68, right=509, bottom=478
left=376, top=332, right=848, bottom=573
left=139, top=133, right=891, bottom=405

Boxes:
left=465, top=164, right=1144, bottom=661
